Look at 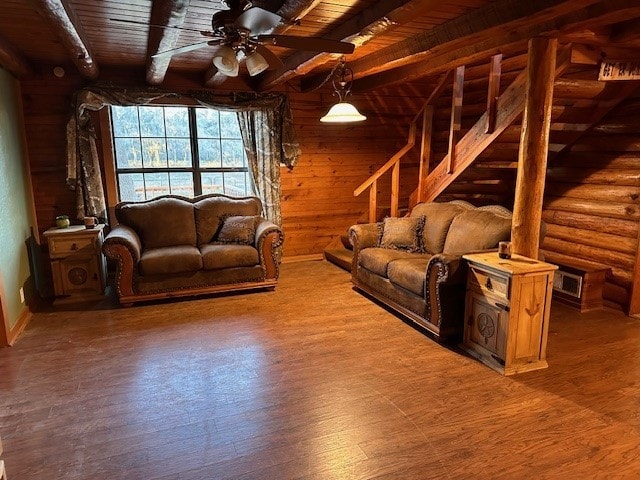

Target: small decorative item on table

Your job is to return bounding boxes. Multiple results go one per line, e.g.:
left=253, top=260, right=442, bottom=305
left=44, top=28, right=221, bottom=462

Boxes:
left=84, top=216, right=98, bottom=229
left=498, top=241, right=511, bottom=259
left=55, top=214, right=70, bottom=228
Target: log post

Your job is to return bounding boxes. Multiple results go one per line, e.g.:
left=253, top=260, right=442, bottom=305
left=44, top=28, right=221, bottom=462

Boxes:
left=511, top=37, right=557, bottom=259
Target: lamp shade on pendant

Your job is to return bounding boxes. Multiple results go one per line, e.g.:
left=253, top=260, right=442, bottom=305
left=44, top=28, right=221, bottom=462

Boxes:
left=246, top=52, right=269, bottom=76
left=320, top=102, right=367, bottom=123
left=213, top=46, right=239, bottom=77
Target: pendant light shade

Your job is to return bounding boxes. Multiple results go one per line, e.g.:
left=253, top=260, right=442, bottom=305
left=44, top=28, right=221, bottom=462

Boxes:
left=213, top=46, right=239, bottom=77
left=246, top=51, right=269, bottom=76
left=320, top=102, right=367, bottom=123
left=320, top=59, right=366, bottom=123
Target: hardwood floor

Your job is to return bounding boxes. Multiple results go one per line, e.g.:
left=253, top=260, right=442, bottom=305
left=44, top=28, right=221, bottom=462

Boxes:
left=1, top=260, right=640, bottom=479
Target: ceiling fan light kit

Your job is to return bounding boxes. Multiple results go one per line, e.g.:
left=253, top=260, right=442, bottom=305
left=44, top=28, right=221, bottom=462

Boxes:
left=212, top=45, right=239, bottom=76
left=246, top=51, right=269, bottom=76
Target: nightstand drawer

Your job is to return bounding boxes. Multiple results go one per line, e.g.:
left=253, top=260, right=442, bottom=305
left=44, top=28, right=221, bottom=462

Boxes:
left=48, top=235, right=97, bottom=258
left=468, top=266, right=509, bottom=299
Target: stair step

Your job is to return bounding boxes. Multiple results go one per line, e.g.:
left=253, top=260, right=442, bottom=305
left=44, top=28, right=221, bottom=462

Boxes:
left=324, top=246, right=353, bottom=272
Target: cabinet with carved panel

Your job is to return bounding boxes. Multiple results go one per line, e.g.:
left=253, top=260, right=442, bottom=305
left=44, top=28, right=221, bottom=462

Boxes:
left=43, top=225, right=107, bottom=303
left=462, top=252, right=557, bottom=376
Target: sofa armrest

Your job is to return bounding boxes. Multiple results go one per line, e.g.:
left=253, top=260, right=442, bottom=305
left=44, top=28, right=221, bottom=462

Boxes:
left=255, top=219, right=284, bottom=280
left=102, top=225, right=142, bottom=300
left=348, top=223, right=379, bottom=274
left=423, top=253, right=468, bottom=332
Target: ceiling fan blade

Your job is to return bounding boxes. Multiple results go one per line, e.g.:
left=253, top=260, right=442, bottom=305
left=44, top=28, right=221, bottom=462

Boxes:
left=257, top=35, right=355, bottom=54
left=255, top=44, right=283, bottom=69
left=235, top=7, right=282, bottom=35
left=152, top=40, right=222, bottom=59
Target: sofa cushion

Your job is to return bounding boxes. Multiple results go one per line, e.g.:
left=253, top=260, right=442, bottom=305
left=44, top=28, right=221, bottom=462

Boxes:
left=359, top=247, right=427, bottom=278
left=117, top=197, right=197, bottom=250
left=217, top=215, right=260, bottom=244
left=410, top=202, right=472, bottom=254
left=200, top=244, right=260, bottom=269
left=378, top=216, right=425, bottom=252
left=443, top=208, right=512, bottom=254
left=139, top=245, right=203, bottom=276
left=387, top=258, right=432, bottom=296
left=194, top=196, right=262, bottom=245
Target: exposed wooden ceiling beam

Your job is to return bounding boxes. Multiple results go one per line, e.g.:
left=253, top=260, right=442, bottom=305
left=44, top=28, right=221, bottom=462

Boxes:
left=346, top=0, right=597, bottom=80
left=203, top=0, right=321, bottom=88
left=0, top=35, right=33, bottom=79
left=610, top=18, right=640, bottom=43
left=254, top=0, right=443, bottom=91
left=349, top=0, right=640, bottom=92
left=146, top=0, right=191, bottom=85
left=31, top=0, right=98, bottom=79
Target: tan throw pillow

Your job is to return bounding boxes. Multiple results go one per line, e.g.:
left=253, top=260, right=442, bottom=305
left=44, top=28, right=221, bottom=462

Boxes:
left=377, top=216, right=425, bottom=252
left=216, top=216, right=259, bottom=244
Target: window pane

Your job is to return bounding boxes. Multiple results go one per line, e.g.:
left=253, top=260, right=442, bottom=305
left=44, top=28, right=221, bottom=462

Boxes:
left=198, top=139, right=221, bottom=167
left=201, top=172, right=224, bottom=194
left=164, top=107, right=189, bottom=137
left=219, top=111, right=241, bottom=138
left=139, top=107, right=165, bottom=137
left=118, top=173, right=145, bottom=202
left=167, top=138, right=192, bottom=167
left=196, top=109, right=220, bottom=138
left=141, top=138, right=168, bottom=168
left=114, top=138, right=142, bottom=168
left=223, top=172, right=249, bottom=196
left=221, top=139, right=245, bottom=168
left=112, top=106, right=140, bottom=137
left=169, top=172, right=193, bottom=197
left=143, top=172, right=170, bottom=199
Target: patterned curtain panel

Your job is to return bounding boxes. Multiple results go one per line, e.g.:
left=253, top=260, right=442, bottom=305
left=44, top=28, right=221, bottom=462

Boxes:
left=66, top=87, right=300, bottom=223
left=236, top=95, right=299, bottom=225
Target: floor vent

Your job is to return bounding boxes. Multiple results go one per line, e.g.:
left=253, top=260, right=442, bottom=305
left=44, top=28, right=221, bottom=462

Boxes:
left=553, top=270, right=583, bottom=298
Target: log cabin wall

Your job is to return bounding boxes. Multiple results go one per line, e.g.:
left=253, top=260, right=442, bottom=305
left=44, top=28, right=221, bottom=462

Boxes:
left=19, top=69, right=422, bottom=260
left=541, top=92, right=640, bottom=312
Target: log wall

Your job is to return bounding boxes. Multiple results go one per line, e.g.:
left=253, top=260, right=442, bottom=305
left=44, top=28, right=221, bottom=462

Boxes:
left=541, top=95, right=640, bottom=311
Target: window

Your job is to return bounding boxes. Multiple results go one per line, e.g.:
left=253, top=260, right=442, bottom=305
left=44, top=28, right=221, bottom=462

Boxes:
left=110, top=105, right=253, bottom=201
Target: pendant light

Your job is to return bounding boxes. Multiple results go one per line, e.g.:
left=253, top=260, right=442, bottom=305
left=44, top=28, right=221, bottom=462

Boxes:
left=320, top=59, right=366, bottom=123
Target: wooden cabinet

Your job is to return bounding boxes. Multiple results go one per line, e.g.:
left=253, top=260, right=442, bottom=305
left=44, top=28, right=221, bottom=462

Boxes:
left=462, top=252, right=557, bottom=376
left=43, top=225, right=107, bottom=303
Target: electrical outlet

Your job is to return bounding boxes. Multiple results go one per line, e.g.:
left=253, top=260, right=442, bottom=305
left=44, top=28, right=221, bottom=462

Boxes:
left=19, top=287, right=25, bottom=304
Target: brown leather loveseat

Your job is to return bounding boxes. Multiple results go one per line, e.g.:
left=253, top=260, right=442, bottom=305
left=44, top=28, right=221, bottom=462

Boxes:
left=103, top=194, right=283, bottom=306
left=349, top=200, right=513, bottom=341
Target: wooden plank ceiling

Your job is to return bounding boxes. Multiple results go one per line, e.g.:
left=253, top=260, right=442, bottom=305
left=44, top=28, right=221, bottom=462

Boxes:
left=0, top=0, right=639, bottom=92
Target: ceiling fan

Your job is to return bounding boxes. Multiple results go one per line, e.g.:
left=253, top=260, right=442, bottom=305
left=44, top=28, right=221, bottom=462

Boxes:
left=127, top=0, right=355, bottom=77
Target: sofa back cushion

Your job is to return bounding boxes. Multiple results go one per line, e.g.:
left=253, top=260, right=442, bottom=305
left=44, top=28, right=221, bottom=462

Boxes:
left=116, top=196, right=197, bottom=250
left=443, top=206, right=512, bottom=254
left=194, top=195, right=262, bottom=245
left=410, top=201, right=472, bottom=254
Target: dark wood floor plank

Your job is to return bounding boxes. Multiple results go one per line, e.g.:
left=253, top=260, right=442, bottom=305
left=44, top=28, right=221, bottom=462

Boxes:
left=1, top=260, right=640, bottom=478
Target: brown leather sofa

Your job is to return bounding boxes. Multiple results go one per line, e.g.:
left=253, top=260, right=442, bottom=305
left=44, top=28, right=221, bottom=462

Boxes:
left=102, top=194, right=284, bottom=306
left=349, top=200, right=513, bottom=341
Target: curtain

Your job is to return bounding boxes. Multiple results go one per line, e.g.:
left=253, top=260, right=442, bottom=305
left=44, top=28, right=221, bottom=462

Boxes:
left=66, top=87, right=300, bottom=224
left=236, top=95, right=299, bottom=225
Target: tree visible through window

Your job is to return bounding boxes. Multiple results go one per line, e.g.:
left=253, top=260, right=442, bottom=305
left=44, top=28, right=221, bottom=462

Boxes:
left=111, top=105, right=253, bottom=201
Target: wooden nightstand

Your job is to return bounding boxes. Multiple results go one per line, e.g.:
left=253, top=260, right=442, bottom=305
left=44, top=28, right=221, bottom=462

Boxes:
left=43, top=225, right=107, bottom=303
left=462, top=252, right=557, bottom=376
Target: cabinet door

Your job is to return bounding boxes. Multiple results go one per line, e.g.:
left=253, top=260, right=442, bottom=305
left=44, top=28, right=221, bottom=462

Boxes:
left=55, top=257, right=103, bottom=295
left=465, top=290, right=509, bottom=360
